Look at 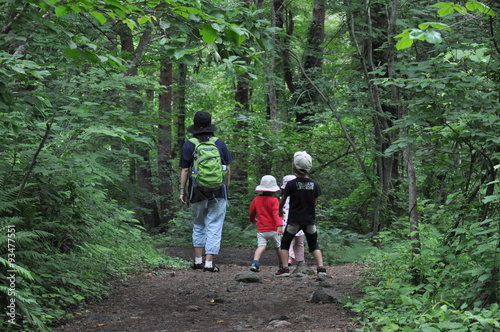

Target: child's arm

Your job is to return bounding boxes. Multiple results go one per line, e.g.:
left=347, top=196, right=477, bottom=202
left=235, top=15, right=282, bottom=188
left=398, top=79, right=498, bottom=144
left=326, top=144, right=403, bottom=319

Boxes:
left=272, top=198, right=283, bottom=235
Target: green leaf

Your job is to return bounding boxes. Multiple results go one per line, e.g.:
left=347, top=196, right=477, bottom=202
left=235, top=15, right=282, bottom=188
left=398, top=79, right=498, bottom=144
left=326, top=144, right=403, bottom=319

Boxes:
left=69, top=4, right=82, bottom=13
left=453, top=4, right=468, bottom=14
left=425, top=30, right=443, bottom=44
left=466, top=1, right=496, bottom=16
left=394, top=29, right=410, bottom=38
left=437, top=321, right=466, bottom=329
left=123, top=19, right=136, bottom=30
left=225, top=26, right=246, bottom=46
left=437, top=5, right=454, bottom=16
left=200, top=24, right=217, bottom=44
left=409, top=29, right=425, bottom=40
left=138, top=15, right=151, bottom=25
left=63, top=48, right=81, bottom=58
left=395, top=36, right=414, bottom=50
left=482, top=195, right=499, bottom=204
left=55, top=5, right=70, bottom=17
left=174, top=49, right=186, bottom=60
left=90, top=11, right=107, bottom=24
left=67, top=40, right=77, bottom=49
left=418, top=22, right=451, bottom=31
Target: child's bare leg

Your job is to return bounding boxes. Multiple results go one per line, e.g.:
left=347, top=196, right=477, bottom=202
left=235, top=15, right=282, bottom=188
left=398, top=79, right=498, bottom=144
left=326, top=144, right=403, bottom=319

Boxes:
left=278, top=248, right=289, bottom=267
left=253, top=245, right=266, bottom=261
left=274, top=247, right=282, bottom=262
left=312, top=249, right=323, bottom=267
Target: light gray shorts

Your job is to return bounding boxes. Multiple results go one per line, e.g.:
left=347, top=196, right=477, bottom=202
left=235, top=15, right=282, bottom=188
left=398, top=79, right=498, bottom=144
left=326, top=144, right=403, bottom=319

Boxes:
left=257, top=231, right=281, bottom=248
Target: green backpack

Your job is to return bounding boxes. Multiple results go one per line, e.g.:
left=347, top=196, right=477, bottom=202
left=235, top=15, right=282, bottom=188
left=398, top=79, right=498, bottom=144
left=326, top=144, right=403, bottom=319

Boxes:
left=189, top=137, right=225, bottom=191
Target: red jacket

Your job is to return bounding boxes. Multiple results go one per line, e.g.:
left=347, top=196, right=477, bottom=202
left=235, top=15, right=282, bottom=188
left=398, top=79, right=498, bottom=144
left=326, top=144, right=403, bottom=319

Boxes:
left=249, top=195, right=283, bottom=232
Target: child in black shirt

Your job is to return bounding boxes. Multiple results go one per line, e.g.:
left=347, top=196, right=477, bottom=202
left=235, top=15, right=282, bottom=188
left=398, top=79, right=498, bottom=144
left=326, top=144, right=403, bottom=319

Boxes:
left=276, top=151, right=326, bottom=277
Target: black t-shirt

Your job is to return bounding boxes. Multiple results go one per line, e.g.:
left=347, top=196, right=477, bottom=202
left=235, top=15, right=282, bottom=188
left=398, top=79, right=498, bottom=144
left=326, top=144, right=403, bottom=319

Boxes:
left=282, top=177, right=322, bottom=225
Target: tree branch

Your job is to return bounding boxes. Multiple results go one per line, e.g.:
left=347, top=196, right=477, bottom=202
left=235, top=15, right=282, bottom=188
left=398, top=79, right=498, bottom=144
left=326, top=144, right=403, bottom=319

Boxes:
left=17, top=113, right=55, bottom=199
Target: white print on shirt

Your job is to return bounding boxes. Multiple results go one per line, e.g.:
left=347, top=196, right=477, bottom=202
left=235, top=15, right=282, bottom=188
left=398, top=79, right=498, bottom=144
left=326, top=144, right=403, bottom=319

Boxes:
left=296, top=182, right=314, bottom=190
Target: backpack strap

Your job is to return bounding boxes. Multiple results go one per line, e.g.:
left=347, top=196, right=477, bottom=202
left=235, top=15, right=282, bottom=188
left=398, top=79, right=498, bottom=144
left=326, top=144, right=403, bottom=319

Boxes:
left=188, top=137, right=200, bottom=145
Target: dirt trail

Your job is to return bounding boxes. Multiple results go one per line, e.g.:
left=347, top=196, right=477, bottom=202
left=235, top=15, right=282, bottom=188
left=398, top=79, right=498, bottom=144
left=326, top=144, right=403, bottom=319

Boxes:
left=55, top=246, right=363, bottom=332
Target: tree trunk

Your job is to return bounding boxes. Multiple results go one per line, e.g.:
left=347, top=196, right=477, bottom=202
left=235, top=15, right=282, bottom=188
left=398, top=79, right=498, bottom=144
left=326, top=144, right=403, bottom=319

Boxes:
left=158, top=58, right=175, bottom=226
left=347, top=0, right=401, bottom=237
left=295, top=0, right=325, bottom=127
left=273, top=0, right=295, bottom=95
left=231, top=58, right=251, bottom=198
left=118, top=23, right=160, bottom=228
left=174, top=63, right=188, bottom=160
left=402, top=128, right=421, bottom=285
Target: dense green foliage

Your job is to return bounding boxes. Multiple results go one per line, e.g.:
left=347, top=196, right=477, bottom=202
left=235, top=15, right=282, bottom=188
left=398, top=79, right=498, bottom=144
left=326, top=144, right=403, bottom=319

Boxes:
left=0, top=0, right=498, bottom=331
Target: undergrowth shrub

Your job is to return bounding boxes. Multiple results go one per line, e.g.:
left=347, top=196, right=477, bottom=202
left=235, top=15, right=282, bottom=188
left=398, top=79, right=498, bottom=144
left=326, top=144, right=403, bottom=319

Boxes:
left=0, top=180, right=187, bottom=332
left=319, top=227, right=371, bottom=265
left=347, top=220, right=500, bottom=331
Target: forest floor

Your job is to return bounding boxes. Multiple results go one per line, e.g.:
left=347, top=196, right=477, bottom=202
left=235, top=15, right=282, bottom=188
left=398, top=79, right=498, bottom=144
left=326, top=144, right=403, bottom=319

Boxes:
left=55, top=246, right=365, bottom=332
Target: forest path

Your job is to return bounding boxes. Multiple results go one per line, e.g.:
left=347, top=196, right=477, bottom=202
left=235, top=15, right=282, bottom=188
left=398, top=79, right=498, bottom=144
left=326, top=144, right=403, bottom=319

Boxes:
left=55, top=246, right=363, bottom=331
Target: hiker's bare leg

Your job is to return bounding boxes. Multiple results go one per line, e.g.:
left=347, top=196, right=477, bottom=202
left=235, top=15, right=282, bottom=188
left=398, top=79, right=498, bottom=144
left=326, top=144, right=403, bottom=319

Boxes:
left=194, top=247, right=203, bottom=259
left=205, top=253, right=214, bottom=263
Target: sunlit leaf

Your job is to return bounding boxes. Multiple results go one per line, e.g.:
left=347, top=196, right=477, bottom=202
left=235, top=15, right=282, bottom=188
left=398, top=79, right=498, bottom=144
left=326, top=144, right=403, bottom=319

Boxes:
left=437, top=5, right=454, bottom=16
left=138, top=15, right=151, bottom=25
left=409, top=29, right=425, bottom=40
left=425, top=30, right=443, bottom=44
left=395, top=36, right=413, bottom=50
left=55, top=5, right=70, bottom=17
left=200, top=24, right=217, bottom=44
left=90, top=11, right=107, bottom=24
left=418, top=22, right=451, bottom=31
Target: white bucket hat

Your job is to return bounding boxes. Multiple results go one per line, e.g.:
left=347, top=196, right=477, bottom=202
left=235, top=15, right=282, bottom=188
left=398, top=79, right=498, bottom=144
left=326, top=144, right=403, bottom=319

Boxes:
left=255, top=175, right=280, bottom=192
left=293, top=151, right=312, bottom=174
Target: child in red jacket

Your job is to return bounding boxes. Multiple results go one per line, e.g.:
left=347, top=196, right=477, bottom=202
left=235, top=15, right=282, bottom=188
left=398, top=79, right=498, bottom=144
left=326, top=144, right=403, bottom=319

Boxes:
left=249, top=175, right=283, bottom=272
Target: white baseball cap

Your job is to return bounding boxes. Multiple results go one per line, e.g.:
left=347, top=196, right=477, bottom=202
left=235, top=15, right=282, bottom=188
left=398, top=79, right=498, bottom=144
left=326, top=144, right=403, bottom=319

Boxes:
left=293, top=151, right=312, bottom=174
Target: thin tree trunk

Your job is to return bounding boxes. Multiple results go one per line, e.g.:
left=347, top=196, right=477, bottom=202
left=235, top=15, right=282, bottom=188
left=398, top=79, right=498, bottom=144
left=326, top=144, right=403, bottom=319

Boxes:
left=232, top=59, right=251, bottom=197
left=347, top=0, right=401, bottom=237
left=118, top=23, right=160, bottom=228
left=295, top=0, right=325, bottom=127
left=174, top=63, right=188, bottom=160
left=158, top=58, right=175, bottom=226
left=402, top=128, right=420, bottom=285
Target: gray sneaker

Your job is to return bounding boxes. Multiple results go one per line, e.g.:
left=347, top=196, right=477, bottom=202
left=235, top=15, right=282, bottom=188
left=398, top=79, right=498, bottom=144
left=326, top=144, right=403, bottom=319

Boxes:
left=250, top=264, right=260, bottom=272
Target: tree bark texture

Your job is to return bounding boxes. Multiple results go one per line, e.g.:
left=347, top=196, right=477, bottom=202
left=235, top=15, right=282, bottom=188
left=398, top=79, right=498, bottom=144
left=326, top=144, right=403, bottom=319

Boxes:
left=295, top=0, right=325, bottom=127
left=118, top=23, right=160, bottom=228
left=158, top=58, right=175, bottom=226
left=347, top=0, right=401, bottom=236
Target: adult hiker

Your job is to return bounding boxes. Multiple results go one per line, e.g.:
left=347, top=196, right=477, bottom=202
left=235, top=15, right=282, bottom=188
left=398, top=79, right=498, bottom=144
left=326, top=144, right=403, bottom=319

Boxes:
left=179, top=111, right=233, bottom=272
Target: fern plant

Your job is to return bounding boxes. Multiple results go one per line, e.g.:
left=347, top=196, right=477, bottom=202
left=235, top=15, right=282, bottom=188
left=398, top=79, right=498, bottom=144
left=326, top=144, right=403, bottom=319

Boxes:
left=0, top=179, right=50, bottom=331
